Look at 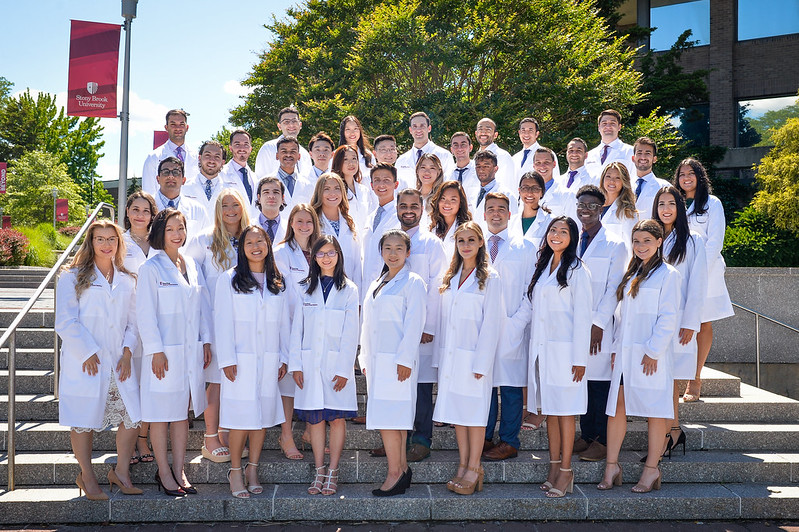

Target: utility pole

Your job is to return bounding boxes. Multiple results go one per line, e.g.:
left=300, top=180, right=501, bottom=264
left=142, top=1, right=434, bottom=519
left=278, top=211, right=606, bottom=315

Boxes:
left=117, top=0, right=138, bottom=225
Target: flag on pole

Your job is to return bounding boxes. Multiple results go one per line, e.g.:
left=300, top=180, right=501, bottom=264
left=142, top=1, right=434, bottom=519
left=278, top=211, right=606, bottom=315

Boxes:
left=56, top=199, right=69, bottom=222
left=0, top=162, right=6, bottom=194
left=67, top=20, right=121, bottom=118
left=153, top=131, right=169, bottom=149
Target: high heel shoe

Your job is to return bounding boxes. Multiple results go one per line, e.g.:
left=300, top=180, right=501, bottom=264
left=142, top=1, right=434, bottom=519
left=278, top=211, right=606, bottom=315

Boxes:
left=76, top=472, right=109, bottom=501
left=640, top=432, right=672, bottom=463
left=107, top=469, right=142, bottom=495
left=308, top=465, right=327, bottom=495
left=279, top=435, right=304, bottom=460
left=539, top=459, right=561, bottom=491
left=447, top=463, right=467, bottom=492
left=683, top=378, right=702, bottom=402
left=170, top=468, right=197, bottom=494
left=664, top=426, right=686, bottom=459
left=631, top=464, right=662, bottom=493
left=154, top=469, right=186, bottom=497
left=245, top=462, right=263, bottom=494
left=227, top=467, right=249, bottom=499
left=452, top=466, right=484, bottom=495
left=372, top=469, right=409, bottom=497
left=322, top=467, right=339, bottom=496
left=596, top=462, right=623, bottom=490
left=546, top=468, right=574, bottom=498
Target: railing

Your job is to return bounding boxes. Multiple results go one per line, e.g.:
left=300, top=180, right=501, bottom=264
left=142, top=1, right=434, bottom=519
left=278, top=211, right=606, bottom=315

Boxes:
left=1, top=202, right=115, bottom=491
left=731, top=302, right=799, bottom=389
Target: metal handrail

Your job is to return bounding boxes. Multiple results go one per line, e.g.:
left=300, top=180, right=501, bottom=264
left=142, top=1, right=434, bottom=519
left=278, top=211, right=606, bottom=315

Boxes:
left=1, top=202, right=115, bottom=491
left=731, top=301, right=799, bottom=389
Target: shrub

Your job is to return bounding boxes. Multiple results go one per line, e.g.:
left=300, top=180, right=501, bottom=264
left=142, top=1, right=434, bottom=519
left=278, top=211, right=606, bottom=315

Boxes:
left=59, top=226, right=81, bottom=237
left=0, top=229, right=30, bottom=266
left=16, top=226, right=56, bottom=266
left=722, top=206, right=799, bottom=267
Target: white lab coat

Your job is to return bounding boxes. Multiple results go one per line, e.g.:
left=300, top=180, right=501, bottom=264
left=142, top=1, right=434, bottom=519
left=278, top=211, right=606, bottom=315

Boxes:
left=141, top=140, right=199, bottom=197
left=446, top=161, right=480, bottom=200
left=153, top=193, right=212, bottom=243
left=687, top=195, right=734, bottom=322
left=360, top=201, right=401, bottom=298
left=396, top=141, right=455, bottom=190
left=439, top=222, right=460, bottom=266
left=508, top=210, right=551, bottom=251
left=280, top=173, right=316, bottom=214
left=55, top=267, right=141, bottom=429
left=607, top=262, right=681, bottom=419
left=136, top=252, right=210, bottom=422
left=514, top=143, right=561, bottom=181
left=358, top=267, right=427, bottom=430
left=319, top=212, right=363, bottom=292
left=581, top=227, right=627, bottom=381
left=123, top=231, right=151, bottom=378
left=482, top=142, right=517, bottom=191
left=601, top=201, right=639, bottom=260
left=219, top=161, right=259, bottom=216
left=345, top=180, right=375, bottom=232
left=407, top=228, right=447, bottom=383
left=254, top=136, right=312, bottom=181
left=543, top=167, right=593, bottom=226
left=664, top=231, right=708, bottom=379
left=633, top=172, right=671, bottom=219
left=585, top=138, right=635, bottom=184
left=214, top=269, right=290, bottom=430
left=432, top=268, right=502, bottom=426
left=289, top=278, right=360, bottom=412
left=468, top=182, right=519, bottom=234
left=182, top=172, right=253, bottom=221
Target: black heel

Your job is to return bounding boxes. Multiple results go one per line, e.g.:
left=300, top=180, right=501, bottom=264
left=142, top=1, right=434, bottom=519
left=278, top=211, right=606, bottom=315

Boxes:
left=641, top=432, right=673, bottom=463
left=171, top=468, right=197, bottom=494
left=154, top=469, right=186, bottom=497
left=372, top=469, right=410, bottom=497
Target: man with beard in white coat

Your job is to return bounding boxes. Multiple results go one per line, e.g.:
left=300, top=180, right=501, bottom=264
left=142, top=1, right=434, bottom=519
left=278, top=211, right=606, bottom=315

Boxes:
left=183, top=141, right=245, bottom=220
left=219, top=129, right=259, bottom=216
left=631, top=137, right=670, bottom=216
left=142, top=109, right=198, bottom=196
left=152, top=157, right=210, bottom=240
left=361, top=163, right=401, bottom=296
left=272, top=136, right=315, bottom=212
left=474, top=117, right=516, bottom=191
left=545, top=138, right=594, bottom=226
left=255, top=106, right=312, bottom=178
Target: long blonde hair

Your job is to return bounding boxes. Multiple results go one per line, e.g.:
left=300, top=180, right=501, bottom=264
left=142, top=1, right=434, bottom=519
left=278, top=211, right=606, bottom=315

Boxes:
left=210, top=188, right=251, bottom=270
left=440, top=221, right=489, bottom=293
left=601, top=162, right=637, bottom=220
left=63, top=220, right=132, bottom=298
left=310, top=172, right=357, bottom=236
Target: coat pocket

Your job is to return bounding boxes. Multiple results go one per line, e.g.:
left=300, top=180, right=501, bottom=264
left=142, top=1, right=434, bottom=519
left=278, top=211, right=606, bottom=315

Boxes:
left=150, top=345, right=186, bottom=393
left=543, top=341, right=575, bottom=387
left=59, top=351, right=103, bottom=398
left=372, top=353, right=412, bottom=401
left=221, top=352, right=257, bottom=401
left=452, top=348, right=484, bottom=398
left=627, top=343, right=669, bottom=391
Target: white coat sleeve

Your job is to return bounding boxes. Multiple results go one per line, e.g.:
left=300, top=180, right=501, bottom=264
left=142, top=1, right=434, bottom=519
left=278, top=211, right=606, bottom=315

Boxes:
left=196, top=263, right=213, bottom=345
left=356, top=294, right=372, bottom=374
left=593, top=241, right=626, bottom=330
left=135, top=262, right=164, bottom=356
left=704, top=198, right=726, bottom=261
left=644, top=268, right=681, bottom=360
left=214, top=273, right=237, bottom=370
left=288, top=296, right=304, bottom=374
left=278, top=289, right=291, bottom=366
left=334, top=284, right=360, bottom=379
left=472, top=274, right=503, bottom=376
left=54, top=271, right=100, bottom=364
left=395, top=277, right=427, bottom=369
left=141, top=153, right=159, bottom=196
left=122, top=282, right=139, bottom=352
left=507, top=291, right=532, bottom=342
left=682, top=235, right=708, bottom=331
left=424, top=242, right=447, bottom=336
left=571, top=265, right=593, bottom=368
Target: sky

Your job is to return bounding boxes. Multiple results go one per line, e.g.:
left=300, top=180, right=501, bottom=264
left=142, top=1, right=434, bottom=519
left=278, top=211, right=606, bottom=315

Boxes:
left=0, top=0, right=299, bottom=182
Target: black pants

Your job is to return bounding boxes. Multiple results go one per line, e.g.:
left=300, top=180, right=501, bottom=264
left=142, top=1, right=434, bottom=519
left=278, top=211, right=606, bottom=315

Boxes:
left=580, top=380, right=610, bottom=445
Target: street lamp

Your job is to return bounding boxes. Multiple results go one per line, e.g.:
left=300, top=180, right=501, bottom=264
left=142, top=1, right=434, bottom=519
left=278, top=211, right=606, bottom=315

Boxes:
left=52, top=188, right=58, bottom=230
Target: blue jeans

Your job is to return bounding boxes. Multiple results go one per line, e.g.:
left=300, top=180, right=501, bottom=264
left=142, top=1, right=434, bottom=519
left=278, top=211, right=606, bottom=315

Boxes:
left=580, top=380, right=610, bottom=445
left=485, top=386, right=523, bottom=449
left=410, top=382, right=434, bottom=448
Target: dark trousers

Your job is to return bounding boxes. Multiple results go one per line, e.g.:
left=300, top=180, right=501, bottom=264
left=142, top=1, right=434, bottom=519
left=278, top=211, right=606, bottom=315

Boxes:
left=485, top=386, right=523, bottom=449
left=580, top=380, right=610, bottom=445
left=410, top=382, right=434, bottom=448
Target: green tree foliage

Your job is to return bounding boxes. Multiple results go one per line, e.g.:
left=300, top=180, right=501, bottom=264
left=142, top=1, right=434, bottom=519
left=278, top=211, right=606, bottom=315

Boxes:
left=749, top=99, right=799, bottom=147
left=723, top=206, right=799, bottom=267
left=751, top=117, right=799, bottom=233
left=0, top=77, right=11, bottom=101
left=0, top=150, right=86, bottom=226
left=233, top=0, right=643, bottom=155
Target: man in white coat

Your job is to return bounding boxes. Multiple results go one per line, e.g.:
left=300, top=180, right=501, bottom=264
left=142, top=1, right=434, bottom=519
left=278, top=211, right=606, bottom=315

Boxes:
left=584, top=109, right=636, bottom=182
left=306, top=132, right=335, bottom=181
left=373, top=134, right=399, bottom=166
left=254, top=176, right=288, bottom=245
left=142, top=109, right=198, bottom=196
left=219, top=129, right=258, bottom=216
left=632, top=137, right=670, bottom=217
left=481, top=192, right=535, bottom=461
left=361, top=163, right=401, bottom=295
left=513, top=117, right=560, bottom=180
left=183, top=141, right=244, bottom=220
left=571, top=184, right=627, bottom=462
left=272, top=136, right=315, bottom=212
left=395, top=111, right=455, bottom=190
left=446, top=132, right=480, bottom=197
left=254, top=106, right=312, bottom=178
left=152, top=157, right=210, bottom=239
left=474, top=117, right=516, bottom=191
left=469, top=150, right=518, bottom=232
left=545, top=138, right=593, bottom=225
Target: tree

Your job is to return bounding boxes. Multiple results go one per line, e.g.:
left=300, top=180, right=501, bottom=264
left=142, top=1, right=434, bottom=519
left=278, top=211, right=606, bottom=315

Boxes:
left=0, top=150, right=86, bottom=226
left=749, top=99, right=799, bottom=147
left=751, top=117, right=799, bottom=233
left=0, top=76, right=11, bottom=101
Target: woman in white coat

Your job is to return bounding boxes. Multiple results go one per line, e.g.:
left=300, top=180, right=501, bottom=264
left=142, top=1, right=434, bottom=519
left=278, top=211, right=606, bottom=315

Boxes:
left=137, top=208, right=212, bottom=497
left=599, top=219, right=680, bottom=494
left=338, top=115, right=375, bottom=179
left=311, top=173, right=363, bottom=291
left=56, top=220, right=142, bottom=500
left=433, top=221, right=502, bottom=496
left=273, top=203, right=322, bottom=460
left=331, top=145, right=374, bottom=229
left=415, top=153, right=445, bottom=222
left=184, top=188, right=251, bottom=464
left=600, top=162, right=639, bottom=258
left=358, top=230, right=427, bottom=497
left=215, top=224, right=291, bottom=498
left=290, top=235, right=360, bottom=496
left=428, top=181, right=472, bottom=262
left=509, top=171, right=552, bottom=250
left=674, top=158, right=734, bottom=402
left=513, top=216, right=592, bottom=498
left=122, top=190, right=158, bottom=465
left=651, top=186, right=707, bottom=459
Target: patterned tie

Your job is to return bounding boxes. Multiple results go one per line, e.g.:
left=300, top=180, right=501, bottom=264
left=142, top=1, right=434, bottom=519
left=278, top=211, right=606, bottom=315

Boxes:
left=372, top=205, right=384, bottom=231
left=240, top=167, right=253, bottom=202
left=167, top=199, right=175, bottom=208
left=284, top=174, right=296, bottom=197
left=635, top=177, right=645, bottom=199
left=489, top=235, right=501, bottom=263
left=174, top=146, right=185, bottom=162
left=476, top=187, right=487, bottom=207
left=600, top=144, right=610, bottom=164
left=520, top=149, right=531, bottom=168
left=416, top=149, right=423, bottom=162
left=567, top=170, right=577, bottom=189
left=455, top=168, right=466, bottom=183
left=579, top=230, right=589, bottom=258
left=266, top=219, right=277, bottom=242
left=204, top=179, right=213, bottom=200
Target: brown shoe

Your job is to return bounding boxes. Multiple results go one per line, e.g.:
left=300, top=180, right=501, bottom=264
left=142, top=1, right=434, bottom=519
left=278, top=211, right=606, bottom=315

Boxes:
left=482, top=441, right=518, bottom=461
left=369, top=446, right=386, bottom=457
left=482, top=439, right=496, bottom=454
left=406, top=443, right=431, bottom=462
left=351, top=416, right=366, bottom=425
left=579, top=440, right=607, bottom=462
left=573, top=437, right=590, bottom=454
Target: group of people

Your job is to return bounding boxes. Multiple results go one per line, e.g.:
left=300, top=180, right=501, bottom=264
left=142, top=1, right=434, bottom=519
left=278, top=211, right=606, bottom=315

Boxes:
left=55, top=106, right=733, bottom=501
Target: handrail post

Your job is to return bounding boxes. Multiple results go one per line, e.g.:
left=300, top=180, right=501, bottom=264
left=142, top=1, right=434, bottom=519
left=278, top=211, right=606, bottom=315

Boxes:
left=8, top=332, right=16, bottom=491
left=53, top=270, right=59, bottom=399
left=755, top=314, right=761, bottom=389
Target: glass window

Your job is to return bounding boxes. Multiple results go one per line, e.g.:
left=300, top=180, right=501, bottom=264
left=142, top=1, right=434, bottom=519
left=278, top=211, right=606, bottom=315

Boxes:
left=650, top=0, right=710, bottom=51
left=738, top=0, right=799, bottom=41
left=737, top=96, right=799, bottom=147
left=671, top=104, right=710, bottom=146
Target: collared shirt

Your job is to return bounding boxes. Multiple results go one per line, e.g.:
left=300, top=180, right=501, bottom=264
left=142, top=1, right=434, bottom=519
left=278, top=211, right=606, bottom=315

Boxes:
left=157, top=190, right=180, bottom=209
left=277, top=167, right=299, bottom=191
left=580, top=221, right=602, bottom=252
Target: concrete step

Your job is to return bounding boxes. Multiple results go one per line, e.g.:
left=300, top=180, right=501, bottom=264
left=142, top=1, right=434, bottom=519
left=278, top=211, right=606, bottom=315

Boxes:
left=0, top=482, right=796, bottom=524
left=0, top=328, right=56, bottom=349
left=0, top=348, right=55, bottom=371
left=0, top=369, right=54, bottom=394
left=0, top=309, right=54, bottom=328
left=677, top=382, right=799, bottom=422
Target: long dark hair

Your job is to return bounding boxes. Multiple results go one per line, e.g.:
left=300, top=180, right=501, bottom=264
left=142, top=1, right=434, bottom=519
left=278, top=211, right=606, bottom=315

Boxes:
left=301, top=234, right=347, bottom=295
left=232, top=225, right=285, bottom=295
left=526, top=216, right=580, bottom=299
left=429, top=181, right=472, bottom=238
left=338, top=115, right=373, bottom=168
left=652, top=186, right=691, bottom=265
left=377, top=229, right=411, bottom=279
left=616, top=219, right=665, bottom=301
left=673, top=157, right=712, bottom=216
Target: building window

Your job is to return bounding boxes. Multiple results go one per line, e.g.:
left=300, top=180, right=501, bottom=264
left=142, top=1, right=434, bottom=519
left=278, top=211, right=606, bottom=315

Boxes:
left=737, top=95, right=799, bottom=147
left=738, top=0, right=799, bottom=41
left=650, top=0, right=710, bottom=51
left=671, top=104, right=710, bottom=147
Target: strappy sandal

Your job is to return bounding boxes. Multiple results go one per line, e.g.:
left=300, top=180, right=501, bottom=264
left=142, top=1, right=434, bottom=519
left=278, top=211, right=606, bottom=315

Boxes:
left=546, top=467, right=574, bottom=498
left=539, top=459, right=561, bottom=491
left=227, top=467, right=249, bottom=499
left=137, top=434, right=154, bottom=463
left=202, top=433, right=231, bottom=463
left=632, top=464, right=662, bottom=493
left=279, top=435, right=304, bottom=460
left=308, top=465, right=326, bottom=495
left=452, top=466, right=484, bottom=495
left=446, top=463, right=467, bottom=492
left=596, top=461, right=623, bottom=490
left=245, top=462, right=263, bottom=494
left=322, top=467, right=339, bottom=496
left=522, top=411, right=546, bottom=430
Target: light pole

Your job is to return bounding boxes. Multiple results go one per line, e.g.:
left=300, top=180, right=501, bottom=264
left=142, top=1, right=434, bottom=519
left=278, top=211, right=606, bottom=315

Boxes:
left=117, top=0, right=138, bottom=225
left=52, top=188, right=58, bottom=230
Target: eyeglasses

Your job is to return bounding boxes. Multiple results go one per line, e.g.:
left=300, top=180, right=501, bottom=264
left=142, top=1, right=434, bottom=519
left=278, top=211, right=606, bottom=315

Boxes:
left=520, top=186, right=542, bottom=193
left=93, top=236, right=119, bottom=244
left=280, top=118, right=300, bottom=125
left=315, top=250, right=338, bottom=258
left=376, top=147, right=397, bottom=153
left=158, top=169, right=183, bottom=177
left=576, top=202, right=602, bottom=211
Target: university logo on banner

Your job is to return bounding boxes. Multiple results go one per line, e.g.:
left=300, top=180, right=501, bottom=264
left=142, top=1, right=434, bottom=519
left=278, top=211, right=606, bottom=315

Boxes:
left=67, top=20, right=121, bottom=118
left=0, top=162, right=6, bottom=194
left=56, top=199, right=69, bottom=222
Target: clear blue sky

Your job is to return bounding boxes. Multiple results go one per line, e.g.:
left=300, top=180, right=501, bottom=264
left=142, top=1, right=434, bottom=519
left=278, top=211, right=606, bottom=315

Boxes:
left=0, top=0, right=298, bottom=181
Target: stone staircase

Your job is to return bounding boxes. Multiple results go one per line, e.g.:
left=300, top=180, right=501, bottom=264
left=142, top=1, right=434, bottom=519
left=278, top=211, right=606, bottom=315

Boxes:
left=1, top=296, right=799, bottom=524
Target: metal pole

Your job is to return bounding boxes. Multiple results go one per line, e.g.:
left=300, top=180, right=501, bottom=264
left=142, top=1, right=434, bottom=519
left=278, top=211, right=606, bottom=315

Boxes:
left=755, top=314, right=761, bottom=388
left=117, top=0, right=137, bottom=226
left=52, top=188, right=58, bottom=230
left=8, top=332, right=16, bottom=491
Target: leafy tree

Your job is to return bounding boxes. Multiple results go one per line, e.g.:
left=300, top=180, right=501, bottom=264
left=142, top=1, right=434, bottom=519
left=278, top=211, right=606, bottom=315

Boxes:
left=723, top=206, right=799, bottom=267
left=0, top=150, right=86, bottom=226
left=0, top=76, right=11, bottom=101
left=749, top=99, right=799, bottom=147
left=738, top=104, right=762, bottom=148
left=751, top=117, right=799, bottom=233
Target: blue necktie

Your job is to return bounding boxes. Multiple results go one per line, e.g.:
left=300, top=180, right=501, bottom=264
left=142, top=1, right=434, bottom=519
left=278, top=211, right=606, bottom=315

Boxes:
left=600, top=145, right=610, bottom=164
left=579, top=231, right=589, bottom=258
left=635, top=178, right=645, bottom=199
left=520, top=149, right=531, bottom=168
left=204, top=179, right=213, bottom=200
left=167, top=199, right=175, bottom=208
left=567, top=170, right=577, bottom=189
left=416, top=149, right=423, bottom=162
left=455, top=168, right=466, bottom=183
left=372, top=205, right=384, bottom=231
left=284, top=174, right=296, bottom=197
left=265, top=219, right=277, bottom=241
left=477, top=187, right=487, bottom=207
left=174, top=146, right=185, bottom=162
left=240, top=167, right=252, bottom=202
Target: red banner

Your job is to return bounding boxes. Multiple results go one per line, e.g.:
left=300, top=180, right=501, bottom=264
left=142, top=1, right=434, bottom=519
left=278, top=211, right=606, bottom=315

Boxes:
left=56, top=199, right=69, bottom=222
left=1, top=216, right=10, bottom=229
left=153, top=131, right=169, bottom=149
left=67, top=20, right=121, bottom=118
left=0, top=162, right=6, bottom=193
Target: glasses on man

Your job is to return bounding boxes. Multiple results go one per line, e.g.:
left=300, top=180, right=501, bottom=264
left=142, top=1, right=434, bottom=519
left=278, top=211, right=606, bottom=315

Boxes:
left=519, top=186, right=543, bottom=193
left=159, top=168, right=183, bottom=177
left=576, top=202, right=602, bottom=211
left=93, top=236, right=119, bottom=245
left=280, top=118, right=300, bottom=125
left=315, top=250, right=338, bottom=259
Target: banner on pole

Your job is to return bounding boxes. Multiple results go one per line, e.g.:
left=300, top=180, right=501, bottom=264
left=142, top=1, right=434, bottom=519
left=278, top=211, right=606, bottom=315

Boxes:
left=154, top=131, right=169, bottom=149
left=0, top=162, right=6, bottom=193
left=67, top=20, right=121, bottom=118
left=56, top=199, right=69, bottom=222
left=1, top=216, right=10, bottom=229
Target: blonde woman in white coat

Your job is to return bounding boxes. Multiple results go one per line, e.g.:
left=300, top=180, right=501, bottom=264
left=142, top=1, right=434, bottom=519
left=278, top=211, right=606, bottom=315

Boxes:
left=122, top=191, right=158, bottom=466
left=600, top=162, right=639, bottom=259
left=290, top=235, right=360, bottom=496
left=214, top=224, right=291, bottom=498
left=433, top=221, right=502, bottom=496
left=184, top=188, right=251, bottom=464
left=137, top=208, right=212, bottom=496
left=599, top=219, right=680, bottom=494
left=359, top=230, right=427, bottom=496
left=674, top=158, right=734, bottom=402
left=56, top=220, right=142, bottom=500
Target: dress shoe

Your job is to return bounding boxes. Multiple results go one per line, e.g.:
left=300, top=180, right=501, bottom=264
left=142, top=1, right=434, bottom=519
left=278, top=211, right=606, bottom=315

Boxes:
left=351, top=416, right=366, bottom=425
left=573, top=437, right=590, bottom=454
left=482, top=441, right=518, bottom=461
left=579, top=440, right=607, bottom=462
left=482, top=439, right=496, bottom=454
left=369, top=446, right=387, bottom=457
left=406, top=443, right=431, bottom=462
